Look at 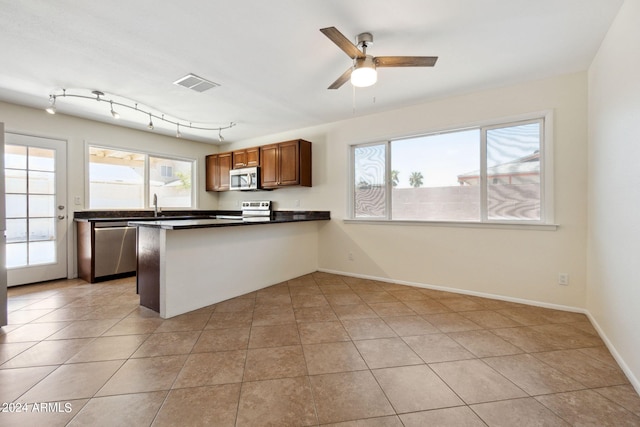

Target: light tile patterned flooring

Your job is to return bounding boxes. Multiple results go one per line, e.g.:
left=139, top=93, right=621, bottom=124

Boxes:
left=1, top=272, right=639, bottom=426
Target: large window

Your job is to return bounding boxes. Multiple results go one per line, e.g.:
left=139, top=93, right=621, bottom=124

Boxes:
left=88, top=146, right=195, bottom=209
left=351, top=115, right=551, bottom=224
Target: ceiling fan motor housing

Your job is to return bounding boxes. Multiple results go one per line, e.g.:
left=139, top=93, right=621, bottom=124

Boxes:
left=356, top=32, right=373, bottom=48
left=354, top=55, right=376, bottom=69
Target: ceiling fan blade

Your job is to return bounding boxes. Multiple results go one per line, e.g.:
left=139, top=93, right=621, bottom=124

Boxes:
left=375, top=56, right=438, bottom=67
left=320, top=27, right=364, bottom=59
left=328, top=67, right=353, bottom=89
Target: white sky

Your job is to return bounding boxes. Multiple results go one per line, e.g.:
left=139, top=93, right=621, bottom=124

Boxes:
left=392, top=129, right=480, bottom=188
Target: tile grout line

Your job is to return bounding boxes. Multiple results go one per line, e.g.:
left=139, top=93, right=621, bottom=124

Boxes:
left=292, top=278, right=321, bottom=427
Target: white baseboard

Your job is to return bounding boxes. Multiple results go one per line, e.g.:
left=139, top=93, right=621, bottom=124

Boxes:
left=316, top=268, right=640, bottom=394
left=317, top=268, right=586, bottom=313
left=583, top=311, right=640, bottom=394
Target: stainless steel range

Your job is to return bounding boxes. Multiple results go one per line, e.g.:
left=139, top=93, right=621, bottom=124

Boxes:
left=241, top=200, right=271, bottom=222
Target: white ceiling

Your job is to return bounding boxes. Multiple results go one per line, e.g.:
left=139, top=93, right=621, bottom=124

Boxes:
left=0, top=0, right=623, bottom=144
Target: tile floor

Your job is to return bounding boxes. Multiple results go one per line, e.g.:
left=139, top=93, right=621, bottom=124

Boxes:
left=1, top=272, right=639, bottom=426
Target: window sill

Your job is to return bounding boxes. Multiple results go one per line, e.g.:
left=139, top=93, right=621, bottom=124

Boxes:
left=343, top=218, right=558, bottom=231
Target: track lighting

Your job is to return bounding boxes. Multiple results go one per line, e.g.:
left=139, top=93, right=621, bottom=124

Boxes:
left=45, top=95, right=56, bottom=114
left=110, top=101, right=120, bottom=119
left=45, top=88, right=236, bottom=142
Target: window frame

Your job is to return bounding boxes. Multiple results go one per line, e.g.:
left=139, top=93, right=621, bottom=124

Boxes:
left=85, top=142, right=198, bottom=210
left=347, top=111, right=555, bottom=229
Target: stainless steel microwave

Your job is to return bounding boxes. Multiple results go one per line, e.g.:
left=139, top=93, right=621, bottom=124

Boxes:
left=229, top=167, right=260, bottom=191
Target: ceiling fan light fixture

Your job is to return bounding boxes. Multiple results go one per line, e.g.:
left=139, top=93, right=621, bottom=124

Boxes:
left=351, top=56, right=377, bottom=88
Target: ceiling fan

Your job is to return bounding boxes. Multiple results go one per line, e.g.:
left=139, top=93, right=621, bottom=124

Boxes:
left=320, top=26, right=438, bottom=89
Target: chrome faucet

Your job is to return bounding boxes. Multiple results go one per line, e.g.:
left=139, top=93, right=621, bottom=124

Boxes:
left=153, top=193, right=158, bottom=217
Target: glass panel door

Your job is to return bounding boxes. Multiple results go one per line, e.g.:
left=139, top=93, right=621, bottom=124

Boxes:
left=4, top=134, right=67, bottom=286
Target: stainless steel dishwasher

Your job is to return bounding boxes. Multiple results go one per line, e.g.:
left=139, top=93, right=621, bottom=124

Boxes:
left=93, top=222, right=137, bottom=278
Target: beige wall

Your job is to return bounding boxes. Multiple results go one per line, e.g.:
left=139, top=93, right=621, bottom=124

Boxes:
left=0, top=101, right=219, bottom=276
left=1, top=73, right=591, bottom=309
left=587, top=0, right=640, bottom=391
left=228, top=72, right=589, bottom=310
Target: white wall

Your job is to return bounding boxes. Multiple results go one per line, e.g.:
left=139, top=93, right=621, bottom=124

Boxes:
left=587, top=0, right=640, bottom=390
left=162, top=221, right=319, bottom=318
left=227, top=72, right=589, bottom=309
left=0, top=101, right=219, bottom=277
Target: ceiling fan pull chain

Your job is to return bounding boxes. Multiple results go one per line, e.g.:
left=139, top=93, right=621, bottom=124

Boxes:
left=352, top=84, right=356, bottom=115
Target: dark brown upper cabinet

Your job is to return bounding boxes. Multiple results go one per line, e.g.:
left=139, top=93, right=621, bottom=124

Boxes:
left=232, top=147, right=259, bottom=169
left=260, top=139, right=311, bottom=189
left=205, top=152, right=232, bottom=192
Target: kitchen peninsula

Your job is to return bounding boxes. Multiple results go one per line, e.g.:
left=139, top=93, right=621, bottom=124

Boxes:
left=128, top=211, right=330, bottom=318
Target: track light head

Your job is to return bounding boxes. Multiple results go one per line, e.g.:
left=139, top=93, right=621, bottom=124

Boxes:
left=110, top=101, right=120, bottom=119
left=45, top=95, right=57, bottom=114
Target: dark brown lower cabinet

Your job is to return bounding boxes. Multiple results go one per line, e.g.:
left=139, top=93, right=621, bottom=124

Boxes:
left=136, top=227, right=160, bottom=312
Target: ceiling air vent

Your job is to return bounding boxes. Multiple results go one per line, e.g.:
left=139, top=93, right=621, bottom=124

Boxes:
left=173, top=73, right=220, bottom=93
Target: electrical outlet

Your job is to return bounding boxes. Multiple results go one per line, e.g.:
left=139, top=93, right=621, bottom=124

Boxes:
left=295, top=199, right=300, bottom=208
left=74, top=196, right=82, bottom=205
left=558, top=273, right=569, bottom=286
left=348, top=252, right=354, bottom=261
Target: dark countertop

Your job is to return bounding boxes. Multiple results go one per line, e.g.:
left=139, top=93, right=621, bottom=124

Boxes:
left=74, top=210, right=237, bottom=222
left=128, top=211, right=330, bottom=230
left=73, top=210, right=330, bottom=228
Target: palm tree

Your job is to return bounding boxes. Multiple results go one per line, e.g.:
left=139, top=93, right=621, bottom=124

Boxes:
left=409, top=171, right=424, bottom=188
left=391, top=170, right=399, bottom=187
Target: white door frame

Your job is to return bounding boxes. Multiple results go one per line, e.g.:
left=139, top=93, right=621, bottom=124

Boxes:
left=0, top=123, right=7, bottom=325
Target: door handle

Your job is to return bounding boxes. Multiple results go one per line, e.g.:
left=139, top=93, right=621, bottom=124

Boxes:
left=57, top=215, right=65, bottom=220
